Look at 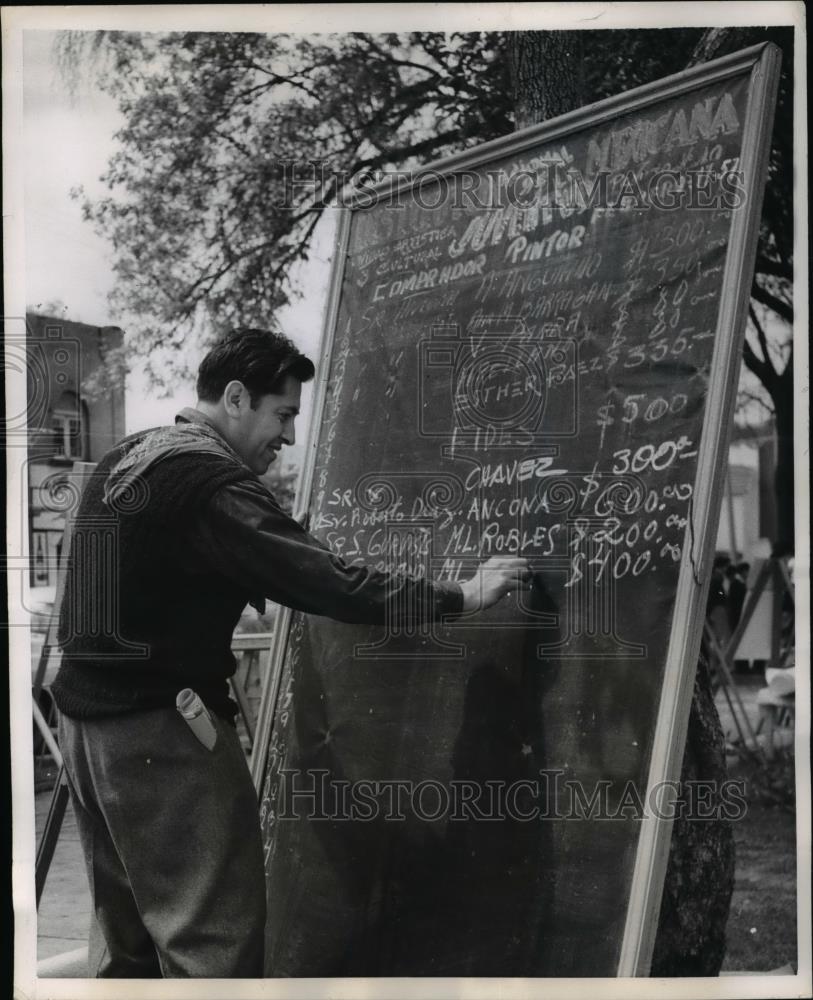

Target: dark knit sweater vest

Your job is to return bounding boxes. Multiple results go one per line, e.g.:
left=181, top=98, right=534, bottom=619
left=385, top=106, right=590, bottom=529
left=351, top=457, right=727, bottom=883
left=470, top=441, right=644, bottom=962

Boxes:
left=51, top=431, right=255, bottom=721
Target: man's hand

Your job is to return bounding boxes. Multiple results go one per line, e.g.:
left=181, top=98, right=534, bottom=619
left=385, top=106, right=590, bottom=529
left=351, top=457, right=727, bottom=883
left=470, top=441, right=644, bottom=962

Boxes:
left=459, top=557, right=532, bottom=613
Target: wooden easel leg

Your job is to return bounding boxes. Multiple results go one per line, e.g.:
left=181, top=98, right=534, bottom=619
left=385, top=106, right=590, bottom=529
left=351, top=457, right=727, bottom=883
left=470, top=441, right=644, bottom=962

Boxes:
left=705, top=624, right=766, bottom=763
left=32, top=644, right=52, bottom=702
left=777, top=558, right=795, bottom=604
left=705, top=625, right=748, bottom=753
left=723, top=561, right=771, bottom=663
left=35, top=766, right=70, bottom=909
left=31, top=462, right=95, bottom=909
left=718, top=670, right=749, bottom=758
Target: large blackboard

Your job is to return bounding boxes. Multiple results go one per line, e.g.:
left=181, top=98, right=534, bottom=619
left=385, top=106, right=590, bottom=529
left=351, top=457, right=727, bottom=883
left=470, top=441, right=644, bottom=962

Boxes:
left=254, top=45, right=779, bottom=977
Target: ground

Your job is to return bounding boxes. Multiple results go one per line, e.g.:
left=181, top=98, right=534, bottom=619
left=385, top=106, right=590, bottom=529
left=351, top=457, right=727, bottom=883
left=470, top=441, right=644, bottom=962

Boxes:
left=29, top=677, right=798, bottom=975
left=721, top=760, right=797, bottom=972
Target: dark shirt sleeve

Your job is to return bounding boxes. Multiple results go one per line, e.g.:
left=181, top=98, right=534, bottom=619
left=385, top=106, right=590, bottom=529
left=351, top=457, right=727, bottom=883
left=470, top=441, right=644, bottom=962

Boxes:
left=190, top=477, right=463, bottom=625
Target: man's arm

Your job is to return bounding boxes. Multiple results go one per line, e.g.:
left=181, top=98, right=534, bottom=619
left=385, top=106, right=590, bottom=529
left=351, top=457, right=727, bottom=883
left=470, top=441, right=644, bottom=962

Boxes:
left=191, top=478, right=529, bottom=624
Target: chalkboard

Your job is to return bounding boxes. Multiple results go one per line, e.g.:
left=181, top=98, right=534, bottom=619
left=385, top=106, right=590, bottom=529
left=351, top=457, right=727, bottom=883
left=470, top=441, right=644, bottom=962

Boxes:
left=253, top=44, right=780, bottom=977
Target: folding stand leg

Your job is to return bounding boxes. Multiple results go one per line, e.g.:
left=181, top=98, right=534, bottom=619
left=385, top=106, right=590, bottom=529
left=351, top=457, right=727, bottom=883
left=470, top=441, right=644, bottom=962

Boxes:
left=35, top=766, right=70, bottom=908
left=705, top=624, right=766, bottom=763
left=32, top=462, right=95, bottom=909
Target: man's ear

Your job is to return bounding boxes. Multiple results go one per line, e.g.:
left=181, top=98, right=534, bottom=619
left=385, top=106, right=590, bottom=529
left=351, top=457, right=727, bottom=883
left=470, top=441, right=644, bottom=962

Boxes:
left=222, top=380, right=248, bottom=417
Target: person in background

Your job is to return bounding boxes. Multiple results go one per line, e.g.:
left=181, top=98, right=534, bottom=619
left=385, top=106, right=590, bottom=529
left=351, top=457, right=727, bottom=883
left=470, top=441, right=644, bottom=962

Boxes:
left=724, top=560, right=748, bottom=630
left=706, top=554, right=732, bottom=651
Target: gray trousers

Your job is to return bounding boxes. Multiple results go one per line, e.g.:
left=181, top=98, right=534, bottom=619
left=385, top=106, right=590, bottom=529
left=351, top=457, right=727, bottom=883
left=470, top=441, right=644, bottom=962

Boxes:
left=57, top=707, right=266, bottom=977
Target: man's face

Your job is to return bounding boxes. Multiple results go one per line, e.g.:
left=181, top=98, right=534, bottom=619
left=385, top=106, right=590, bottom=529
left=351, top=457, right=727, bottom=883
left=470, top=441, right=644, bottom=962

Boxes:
left=230, top=375, right=302, bottom=474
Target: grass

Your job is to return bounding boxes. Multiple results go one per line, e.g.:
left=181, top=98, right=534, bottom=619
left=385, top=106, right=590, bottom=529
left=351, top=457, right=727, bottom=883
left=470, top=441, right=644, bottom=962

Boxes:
left=721, top=754, right=797, bottom=973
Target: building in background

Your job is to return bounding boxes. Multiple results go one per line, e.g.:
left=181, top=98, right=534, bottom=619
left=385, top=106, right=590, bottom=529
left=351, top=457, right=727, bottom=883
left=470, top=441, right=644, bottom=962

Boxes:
left=716, top=421, right=778, bottom=560
left=26, top=313, right=126, bottom=594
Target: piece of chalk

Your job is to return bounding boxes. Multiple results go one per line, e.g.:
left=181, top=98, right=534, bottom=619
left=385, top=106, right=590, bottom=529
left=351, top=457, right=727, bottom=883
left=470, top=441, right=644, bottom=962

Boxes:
left=176, top=688, right=218, bottom=751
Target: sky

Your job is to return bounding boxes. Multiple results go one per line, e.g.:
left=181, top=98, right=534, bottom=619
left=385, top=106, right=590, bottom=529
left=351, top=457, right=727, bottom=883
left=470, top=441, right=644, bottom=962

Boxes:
left=21, top=28, right=332, bottom=447
left=22, top=31, right=119, bottom=321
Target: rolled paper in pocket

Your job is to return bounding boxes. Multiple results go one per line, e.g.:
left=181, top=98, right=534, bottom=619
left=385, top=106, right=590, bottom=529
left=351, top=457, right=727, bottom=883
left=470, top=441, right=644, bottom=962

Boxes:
left=176, top=688, right=218, bottom=751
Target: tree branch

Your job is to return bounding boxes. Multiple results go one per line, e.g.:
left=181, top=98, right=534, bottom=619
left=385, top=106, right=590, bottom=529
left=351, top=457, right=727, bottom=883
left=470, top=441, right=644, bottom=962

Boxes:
left=751, top=281, right=794, bottom=324
left=748, top=305, right=777, bottom=379
left=351, top=128, right=467, bottom=176
left=756, top=255, right=793, bottom=281
left=742, top=337, right=771, bottom=384
left=360, top=35, right=443, bottom=79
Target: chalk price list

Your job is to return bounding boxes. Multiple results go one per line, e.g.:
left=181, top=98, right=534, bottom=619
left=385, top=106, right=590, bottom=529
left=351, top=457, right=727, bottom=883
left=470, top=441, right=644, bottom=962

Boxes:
left=609, top=212, right=729, bottom=372
left=305, top=108, right=734, bottom=608
left=577, top=202, right=727, bottom=591
left=564, top=469, right=695, bottom=590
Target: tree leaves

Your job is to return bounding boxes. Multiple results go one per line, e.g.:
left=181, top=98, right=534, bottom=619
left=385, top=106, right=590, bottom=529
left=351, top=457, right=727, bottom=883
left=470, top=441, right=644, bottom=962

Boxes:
left=58, top=28, right=793, bottom=402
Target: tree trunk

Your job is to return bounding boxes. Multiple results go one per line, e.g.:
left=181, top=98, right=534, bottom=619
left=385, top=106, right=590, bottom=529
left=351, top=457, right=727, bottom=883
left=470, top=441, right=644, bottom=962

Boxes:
left=509, top=32, right=584, bottom=129
left=772, top=365, right=795, bottom=555
left=686, top=26, right=756, bottom=67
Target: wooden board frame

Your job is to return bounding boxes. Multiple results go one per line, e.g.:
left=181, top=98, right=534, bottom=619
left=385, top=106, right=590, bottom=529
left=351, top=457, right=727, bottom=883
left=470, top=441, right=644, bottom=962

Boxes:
left=617, top=43, right=781, bottom=975
left=251, top=43, right=782, bottom=976
left=250, top=206, right=353, bottom=787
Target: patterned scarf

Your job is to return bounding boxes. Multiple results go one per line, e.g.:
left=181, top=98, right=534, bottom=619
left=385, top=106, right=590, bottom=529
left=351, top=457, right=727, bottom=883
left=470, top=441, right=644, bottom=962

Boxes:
left=103, top=409, right=247, bottom=510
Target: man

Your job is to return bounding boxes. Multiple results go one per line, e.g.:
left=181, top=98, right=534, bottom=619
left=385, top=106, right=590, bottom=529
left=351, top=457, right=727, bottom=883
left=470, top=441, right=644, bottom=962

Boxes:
left=51, top=327, right=530, bottom=978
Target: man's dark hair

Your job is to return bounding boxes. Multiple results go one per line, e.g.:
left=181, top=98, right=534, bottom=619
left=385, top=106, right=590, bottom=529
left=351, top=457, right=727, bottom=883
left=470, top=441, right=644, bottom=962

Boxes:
left=196, top=327, right=315, bottom=406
